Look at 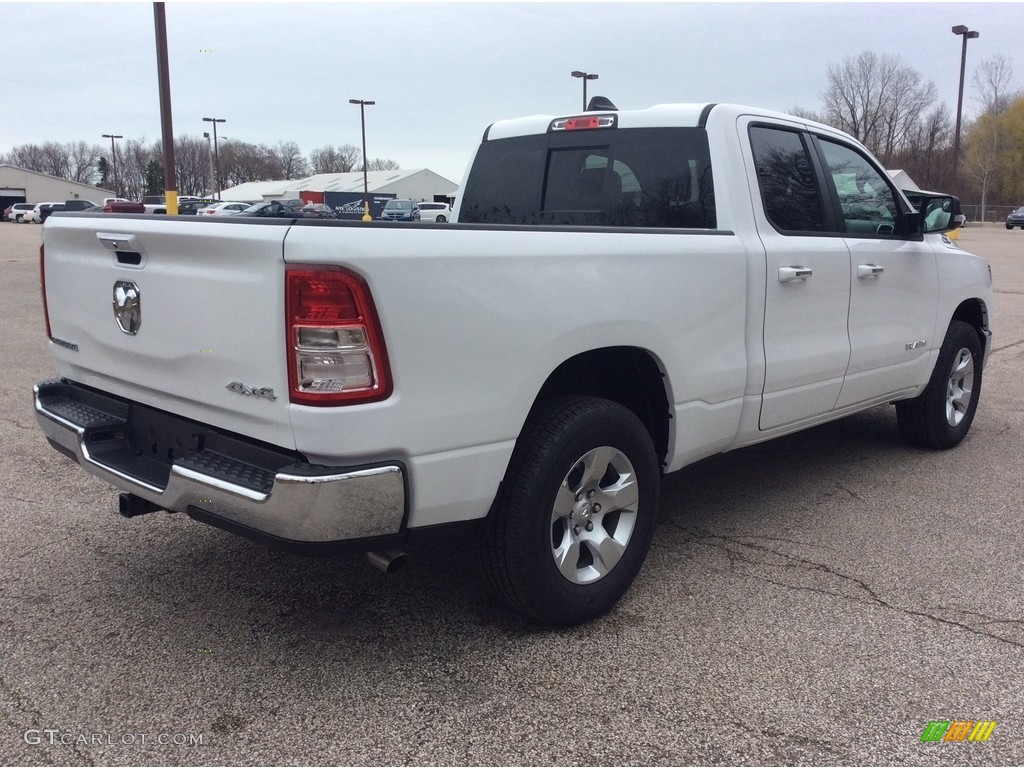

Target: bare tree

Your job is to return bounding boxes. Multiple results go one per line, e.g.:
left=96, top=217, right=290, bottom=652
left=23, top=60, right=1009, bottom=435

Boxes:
left=963, top=57, right=1022, bottom=216
left=3, top=141, right=102, bottom=186
left=269, top=141, right=310, bottom=179
left=118, top=139, right=156, bottom=200
left=39, top=142, right=73, bottom=179
left=901, top=104, right=953, bottom=190
left=309, top=144, right=360, bottom=174
left=1, top=143, right=48, bottom=173
left=787, top=105, right=824, bottom=123
left=972, top=54, right=1021, bottom=115
left=366, top=158, right=400, bottom=171
left=67, top=141, right=103, bottom=185
left=219, top=140, right=276, bottom=187
left=821, top=51, right=937, bottom=165
left=0, top=133, right=400, bottom=195
left=171, top=136, right=213, bottom=197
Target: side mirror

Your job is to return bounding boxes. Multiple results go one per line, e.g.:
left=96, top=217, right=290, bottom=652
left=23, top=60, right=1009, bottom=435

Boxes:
left=919, top=194, right=962, bottom=234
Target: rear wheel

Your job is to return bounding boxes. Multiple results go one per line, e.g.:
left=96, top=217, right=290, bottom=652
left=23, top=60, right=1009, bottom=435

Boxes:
left=482, top=396, right=660, bottom=625
left=896, top=320, right=982, bottom=449
left=435, top=215, right=447, bottom=223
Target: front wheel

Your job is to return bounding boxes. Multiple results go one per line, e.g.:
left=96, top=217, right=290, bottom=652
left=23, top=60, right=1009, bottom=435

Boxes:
left=482, top=396, right=660, bottom=625
left=896, top=320, right=983, bottom=449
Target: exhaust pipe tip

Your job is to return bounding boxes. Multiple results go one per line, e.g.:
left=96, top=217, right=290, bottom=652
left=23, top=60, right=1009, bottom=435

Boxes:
left=366, top=549, right=408, bottom=574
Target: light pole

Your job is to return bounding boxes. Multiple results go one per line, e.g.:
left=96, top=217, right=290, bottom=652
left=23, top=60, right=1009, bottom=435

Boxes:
left=101, top=133, right=122, bottom=196
left=202, top=117, right=226, bottom=199
left=349, top=99, right=375, bottom=222
left=951, top=25, right=979, bottom=189
left=571, top=70, right=599, bottom=111
left=154, top=2, right=178, bottom=215
left=203, top=132, right=216, bottom=197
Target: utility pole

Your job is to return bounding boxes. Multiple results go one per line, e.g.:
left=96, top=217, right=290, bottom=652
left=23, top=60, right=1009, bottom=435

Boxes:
left=951, top=24, right=980, bottom=190
left=153, top=2, right=178, bottom=214
left=203, top=132, right=216, bottom=197
left=349, top=99, right=375, bottom=222
left=571, top=70, right=599, bottom=111
left=101, top=134, right=122, bottom=197
left=202, top=117, right=226, bottom=199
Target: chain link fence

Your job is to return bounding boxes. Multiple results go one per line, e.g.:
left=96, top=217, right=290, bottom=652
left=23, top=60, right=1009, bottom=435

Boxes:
left=961, top=204, right=1021, bottom=225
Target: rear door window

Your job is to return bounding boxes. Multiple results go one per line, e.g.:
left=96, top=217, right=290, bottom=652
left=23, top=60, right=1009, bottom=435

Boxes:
left=749, top=125, right=826, bottom=233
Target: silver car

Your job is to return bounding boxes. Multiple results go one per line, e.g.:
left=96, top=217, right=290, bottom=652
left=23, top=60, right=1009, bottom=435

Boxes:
left=1006, top=206, right=1024, bottom=230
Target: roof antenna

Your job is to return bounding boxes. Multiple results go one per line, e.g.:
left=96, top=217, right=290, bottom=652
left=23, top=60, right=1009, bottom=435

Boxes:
left=586, top=96, right=617, bottom=112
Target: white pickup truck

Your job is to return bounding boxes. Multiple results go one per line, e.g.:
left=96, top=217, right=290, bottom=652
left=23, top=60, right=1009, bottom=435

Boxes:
left=35, top=101, right=993, bottom=625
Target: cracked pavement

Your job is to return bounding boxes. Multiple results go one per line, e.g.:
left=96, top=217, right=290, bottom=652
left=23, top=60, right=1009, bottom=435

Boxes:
left=1, top=223, right=1022, bottom=766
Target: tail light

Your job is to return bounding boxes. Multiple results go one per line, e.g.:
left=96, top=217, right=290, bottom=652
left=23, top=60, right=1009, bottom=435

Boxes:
left=40, top=244, right=52, bottom=339
left=286, top=266, right=392, bottom=405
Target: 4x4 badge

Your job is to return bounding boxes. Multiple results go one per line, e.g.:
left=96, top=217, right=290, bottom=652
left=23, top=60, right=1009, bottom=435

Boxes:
left=226, top=381, right=277, bottom=401
left=112, top=280, right=141, bottom=335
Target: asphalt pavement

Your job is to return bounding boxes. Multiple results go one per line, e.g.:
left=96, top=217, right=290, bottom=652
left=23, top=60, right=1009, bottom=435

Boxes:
left=1, top=220, right=1021, bottom=766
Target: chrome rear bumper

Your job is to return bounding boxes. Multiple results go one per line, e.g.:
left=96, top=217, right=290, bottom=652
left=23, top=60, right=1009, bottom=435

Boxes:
left=34, top=380, right=406, bottom=544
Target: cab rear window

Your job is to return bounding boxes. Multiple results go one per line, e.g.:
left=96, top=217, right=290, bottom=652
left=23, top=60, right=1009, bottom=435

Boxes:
left=459, top=127, right=716, bottom=228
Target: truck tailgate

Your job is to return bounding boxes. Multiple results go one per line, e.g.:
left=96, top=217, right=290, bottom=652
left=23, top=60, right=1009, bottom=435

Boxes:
left=41, top=217, right=296, bottom=449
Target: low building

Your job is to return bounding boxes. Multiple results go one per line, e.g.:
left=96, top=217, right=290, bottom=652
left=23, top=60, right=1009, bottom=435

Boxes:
left=886, top=169, right=920, bottom=192
left=219, top=168, right=458, bottom=219
left=0, top=164, right=113, bottom=214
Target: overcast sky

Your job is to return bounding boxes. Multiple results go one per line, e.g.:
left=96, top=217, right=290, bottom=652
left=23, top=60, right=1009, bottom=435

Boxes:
left=2, top=1, right=1021, bottom=185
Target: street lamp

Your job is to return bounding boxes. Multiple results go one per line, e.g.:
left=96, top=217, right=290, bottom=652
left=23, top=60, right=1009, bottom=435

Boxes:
left=951, top=25, right=979, bottom=189
left=203, top=132, right=216, bottom=197
left=101, top=133, right=122, bottom=196
left=571, top=70, right=599, bottom=111
left=349, top=99, right=375, bottom=222
left=202, top=117, right=226, bottom=199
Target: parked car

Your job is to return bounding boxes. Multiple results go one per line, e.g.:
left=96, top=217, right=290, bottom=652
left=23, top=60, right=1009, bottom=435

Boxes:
left=64, top=199, right=100, bottom=212
left=1006, top=206, right=1024, bottom=230
left=38, top=199, right=101, bottom=223
left=142, top=196, right=167, bottom=214
left=26, top=202, right=63, bottom=223
left=300, top=203, right=338, bottom=219
left=236, top=199, right=305, bottom=218
left=177, top=199, right=219, bottom=216
left=417, top=202, right=452, bottom=223
left=5, top=203, right=35, bottom=222
left=200, top=201, right=253, bottom=217
left=378, top=198, right=420, bottom=222
left=102, top=199, right=145, bottom=214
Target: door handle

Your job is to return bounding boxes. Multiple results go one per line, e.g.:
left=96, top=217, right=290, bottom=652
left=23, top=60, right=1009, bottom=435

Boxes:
left=857, top=264, right=885, bottom=279
left=778, top=266, right=813, bottom=283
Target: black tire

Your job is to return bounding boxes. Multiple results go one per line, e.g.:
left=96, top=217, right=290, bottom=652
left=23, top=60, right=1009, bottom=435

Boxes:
left=482, top=396, right=660, bottom=625
left=435, top=215, right=446, bottom=223
left=896, top=320, right=982, bottom=449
